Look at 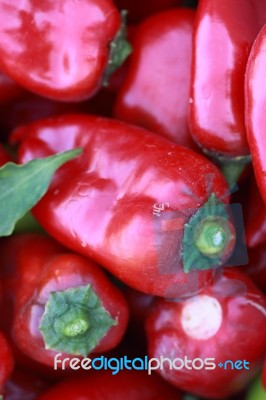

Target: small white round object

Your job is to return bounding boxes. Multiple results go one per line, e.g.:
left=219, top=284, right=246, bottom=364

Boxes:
left=181, top=295, right=223, bottom=340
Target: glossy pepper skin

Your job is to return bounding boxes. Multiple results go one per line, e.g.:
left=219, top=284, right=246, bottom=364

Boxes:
left=114, top=9, right=196, bottom=149
left=12, top=114, right=235, bottom=298
left=146, top=268, right=266, bottom=399
left=0, top=0, right=124, bottom=102
left=189, top=0, right=266, bottom=157
left=245, top=23, right=266, bottom=207
left=0, top=234, right=128, bottom=368
left=36, top=370, right=182, bottom=400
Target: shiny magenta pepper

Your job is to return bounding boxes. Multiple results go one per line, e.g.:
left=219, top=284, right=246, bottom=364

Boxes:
left=12, top=115, right=237, bottom=296
left=0, top=0, right=130, bottom=101
left=0, top=233, right=128, bottom=368
left=245, top=22, right=266, bottom=206
left=189, top=0, right=266, bottom=180
left=114, top=9, right=196, bottom=149
left=12, top=114, right=236, bottom=298
left=146, top=268, right=266, bottom=399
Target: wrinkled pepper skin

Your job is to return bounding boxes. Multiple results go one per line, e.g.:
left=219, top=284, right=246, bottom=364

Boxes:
left=0, top=333, right=13, bottom=396
left=12, top=114, right=233, bottom=298
left=146, top=268, right=266, bottom=399
left=36, top=370, right=182, bottom=400
left=114, top=9, right=195, bottom=149
left=245, top=23, right=266, bottom=207
left=0, top=234, right=128, bottom=367
left=0, top=0, right=121, bottom=101
left=189, top=0, right=266, bottom=157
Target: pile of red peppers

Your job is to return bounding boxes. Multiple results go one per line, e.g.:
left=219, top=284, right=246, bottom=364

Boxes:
left=0, top=0, right=265, bottom=399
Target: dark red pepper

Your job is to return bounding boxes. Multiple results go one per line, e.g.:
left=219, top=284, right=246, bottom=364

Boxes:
left=245, top=22, right=266, bottom=206
left=0, top=0, right=130, bottom=101
left=12, top=114, right=236, bottom=298
left=36, top=370, right=182, bottom=400
left=0, top=233, right=128, bottom=368
left=189, top=0, right=266, bottom=182
left=146, top=268, right=266, bottom=399
left=114, top=8, right=196, bottom=149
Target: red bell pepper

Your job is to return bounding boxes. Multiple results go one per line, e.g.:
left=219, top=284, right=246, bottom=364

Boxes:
left=146, top=268, right=266, bottom=399
left=0, top=333, right=13, bottom=397
left=0, top=233, right=128, bottom=368
left=36, top=370, right=182, bottom=400
left=189, top=0, right=266, bottom=182
left=245, top=22, right=266, bottom=207
left=114, top=8, right=196, bottom=149
left=0, top=0, right=131, bottom=102
left=12, top=114, right=236, bottom=298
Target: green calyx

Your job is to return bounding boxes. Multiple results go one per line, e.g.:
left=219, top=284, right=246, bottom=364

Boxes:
left=200, top=147, right=251, bottom=186
left=39, top=285, right=117, bottom=357
left=182, top=194, right=235, bottom=273
left=103, top=10, right=132, bottom=86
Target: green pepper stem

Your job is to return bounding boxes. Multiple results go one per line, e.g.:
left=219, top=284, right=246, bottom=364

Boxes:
left=53, top=309, right=90, bottom=338
left=195, top=217, right=229, bottom=257
left=103, top=10, right=132, bottom=86
left=39, top=285, right=116, bottom=357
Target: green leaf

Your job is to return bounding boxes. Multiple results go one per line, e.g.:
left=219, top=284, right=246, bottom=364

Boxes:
left=0, top=148, right=82, bottom=237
